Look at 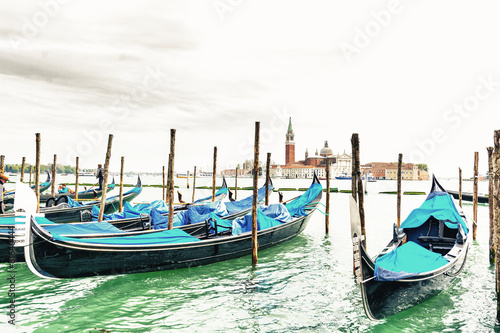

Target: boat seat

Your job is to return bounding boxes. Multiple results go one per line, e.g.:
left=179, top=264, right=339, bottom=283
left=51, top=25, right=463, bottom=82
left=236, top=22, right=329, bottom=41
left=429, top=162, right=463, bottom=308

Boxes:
left=417, top=219, right=457, bottom=253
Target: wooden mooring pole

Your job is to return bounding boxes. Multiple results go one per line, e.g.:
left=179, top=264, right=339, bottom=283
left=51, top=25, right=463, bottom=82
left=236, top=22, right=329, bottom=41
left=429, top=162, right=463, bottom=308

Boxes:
left=252, top=122, right=260, bottom=266
left=187, top=170, right=190, bottom=189
left=0, top=155, right=4, bottom=174
left=459, top=167, right=463, bottom=208
left=265, top=152, right=271, bottom=206
left=473, top=151, right=479, bottom=240
left=192, top=166, right=197, bottom=203
left=493, top=130, right=500, bottom=321
left=35, top=133, right=41, bottom=213
left=488, top=147, right=495, bottom=264
left=397, top=153, right=402, bottom=228
left=29, top=166, right=32, bottom=187
left=212, top=147, right=217, bottom=202
left=97, top=135, right=113, bottom=222
left=51, top=154, right=57, bottom=197
left=20, top=157, right=26, bottom=183
left=168, top=129, right=176, bottom=230
left=325, top=158, right=330, bottom=235
left=119, top=156, right=124, bottom=212
left=235, top=166, right=238, bottom=200
left=162, top=166, right=166, bottom=202
left=351, top=133, right=366, bottom=249
left=75, top=157, right=79, bottom=201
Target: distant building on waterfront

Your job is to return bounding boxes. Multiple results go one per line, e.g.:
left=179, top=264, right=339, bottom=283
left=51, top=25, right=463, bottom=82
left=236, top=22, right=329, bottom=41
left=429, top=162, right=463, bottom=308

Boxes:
left=269, top=118, right=352, bottom=179
left=362, top=162, right=429, bottom=180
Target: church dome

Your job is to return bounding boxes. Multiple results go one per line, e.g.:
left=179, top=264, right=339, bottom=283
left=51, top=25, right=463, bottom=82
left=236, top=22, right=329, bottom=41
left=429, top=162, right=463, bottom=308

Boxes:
left=320, top=141, right=333, bottom=156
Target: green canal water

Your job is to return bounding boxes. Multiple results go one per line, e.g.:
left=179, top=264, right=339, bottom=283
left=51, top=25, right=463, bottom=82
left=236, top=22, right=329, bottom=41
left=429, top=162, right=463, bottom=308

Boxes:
left=0, top=177, right=498, bottom=332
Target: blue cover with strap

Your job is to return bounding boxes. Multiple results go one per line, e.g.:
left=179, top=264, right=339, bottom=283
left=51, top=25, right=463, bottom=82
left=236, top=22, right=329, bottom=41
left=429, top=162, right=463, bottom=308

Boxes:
left=91, top=200, right=168, bottom=221
left=224, top=184, right=273, bottom=215
left=45, top=222, right=124, bottom=235
left=66, top=197, right=83, bottom=208
left=400, top=192, right=468, bottom=234
left=208, top=213, right=233, bottom=232
left=374, top=241, right=450, bottom=281
left=284, top=183, right=322, bottom=217
left=51, top=228, right=201, bottom=245
left=151, top=201, right=228, bottom=229
left=231, top=204, right=291, bottom=236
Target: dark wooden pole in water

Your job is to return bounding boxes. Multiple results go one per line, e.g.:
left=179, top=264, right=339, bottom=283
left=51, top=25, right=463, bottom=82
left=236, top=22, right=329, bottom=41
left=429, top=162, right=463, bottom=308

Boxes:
left=235, top=166, right=238, bottom=200
left=187, top=170, right=190, bottom=189
left=0, top=155, right=4, bottom=174
left=351, top=134, right=366, bottom=248
left=351, top=146, right=357, bottom=201
left=29, top=166, right=32, bottom=187
left=119, top=156, right=124, bottom=212
left=166, top=156, right=172, bottom=203
left=35, top=133, right=41, bottom=213
left=97, top=134, right=113, bottom=222
left=265, top=152, right=271, bottom=206
left=162, top=166, right=166, bottom=202
left=20, top=157, right=26, bottom=183
left=493, top=130, right=500, bottom=321
left=397, top=153, right=402, bottom=228
left=168, top=129, right=176, bottom=230
left=459, top=167, right=462, bottom=208
left=252, top=122, right=260, bottom=266
left=325, top=158, right=331, bottom=234
left=192, top=166, right=197, bottom=203
left=0, top=156, right=3, bottom=203
left=212, top=147, right=217, bottom=202
left=74, top=157, right=79, bottom=201
left=473, top=151, right=479, bottom=240
left=51, top=154, right=57, bottom=197
left=488, top=147, right=495, bottom=264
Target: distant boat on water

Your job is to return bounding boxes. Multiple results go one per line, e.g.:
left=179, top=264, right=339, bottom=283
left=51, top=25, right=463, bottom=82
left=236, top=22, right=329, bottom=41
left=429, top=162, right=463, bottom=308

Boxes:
left=78, top=170, right=95, bottom=177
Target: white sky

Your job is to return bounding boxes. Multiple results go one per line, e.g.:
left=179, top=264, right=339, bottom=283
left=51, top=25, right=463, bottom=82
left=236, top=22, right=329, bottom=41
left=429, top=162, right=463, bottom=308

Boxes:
left=1, top=0, right=499, bottom=177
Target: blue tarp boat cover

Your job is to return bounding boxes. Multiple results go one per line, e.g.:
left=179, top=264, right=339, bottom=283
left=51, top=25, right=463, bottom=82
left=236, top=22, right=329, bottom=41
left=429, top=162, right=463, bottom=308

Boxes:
left=231, top=203, right=291, bottom=236
left=399, top=192, right=468, bottom=234
left=284, top=183, right=322, bottom=217
left=374, top=241, right=450, bottom=281
left=151, top=201, right=228, bottom=229
left=51, top=228, right=200, bottom=245
left=45, top=222, right=124, bottom=235
left=92, top=200, right=168, bottom=221
left=66, top=197, right=83, bottom=208
left=224, top=184, right=273, bottom=215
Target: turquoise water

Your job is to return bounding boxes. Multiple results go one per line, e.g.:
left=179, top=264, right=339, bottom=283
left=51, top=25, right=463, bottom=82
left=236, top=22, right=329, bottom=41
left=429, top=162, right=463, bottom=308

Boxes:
left=0, top=177, right=498, bottom=332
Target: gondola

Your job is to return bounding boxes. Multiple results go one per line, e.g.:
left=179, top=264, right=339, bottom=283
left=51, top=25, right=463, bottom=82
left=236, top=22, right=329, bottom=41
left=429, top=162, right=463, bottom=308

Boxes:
left=102, top=178, right=271, bottom=233
left=447, top=190, right=489, bottom=204
left=18, top=174, right=322, bottom=278
left=3, top=171, right=52, bottom=208
left=1, top=177, right=142, bottom=224
left=0, top=179, right=271, bottom=262
left=351, top=175, right=471, bottom=320
left=38, top=178, right=116, bottom=204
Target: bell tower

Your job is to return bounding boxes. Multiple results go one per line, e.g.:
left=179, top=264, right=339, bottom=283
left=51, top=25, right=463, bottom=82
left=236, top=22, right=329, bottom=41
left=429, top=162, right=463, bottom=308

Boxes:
left=285, top=117, right=295, bottom=165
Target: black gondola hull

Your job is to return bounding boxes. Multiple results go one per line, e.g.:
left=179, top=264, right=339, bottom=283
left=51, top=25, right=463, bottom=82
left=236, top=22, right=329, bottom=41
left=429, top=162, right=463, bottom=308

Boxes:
left=358, top=242, right=468, bottom=320
left=28, top=211, right=313, bottom=278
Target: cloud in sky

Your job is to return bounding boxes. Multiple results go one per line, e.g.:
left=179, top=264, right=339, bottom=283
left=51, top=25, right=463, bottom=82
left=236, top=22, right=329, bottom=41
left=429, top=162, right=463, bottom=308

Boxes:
left=1, top=0, right=500, bottom=177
